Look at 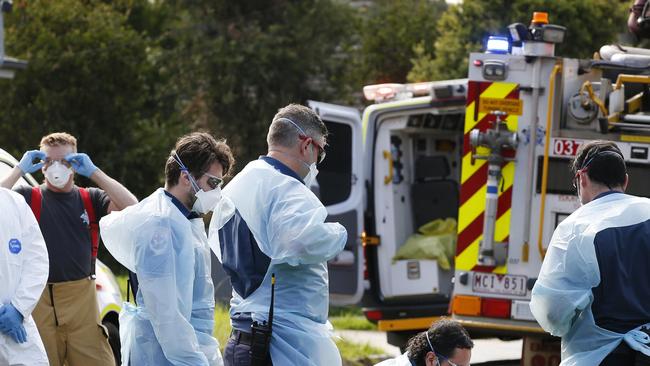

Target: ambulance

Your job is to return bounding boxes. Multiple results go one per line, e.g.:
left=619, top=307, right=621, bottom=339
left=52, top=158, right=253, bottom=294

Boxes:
left=311, top=81, right=467, bottom=347
left=317, top=11, right=650, bottom=358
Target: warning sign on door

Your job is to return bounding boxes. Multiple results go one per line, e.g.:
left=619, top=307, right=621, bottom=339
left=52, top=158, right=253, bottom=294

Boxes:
left=479, top=97, right=523, bottom=115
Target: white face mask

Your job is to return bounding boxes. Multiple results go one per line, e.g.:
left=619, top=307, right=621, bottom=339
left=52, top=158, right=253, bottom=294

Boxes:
left=45, top=161, right=73, bottom=188
left=301, top=144, right=319, bottom=187
left=303, top=162, right=319, bottom=187
left=192, top=186, right=222, bottom=214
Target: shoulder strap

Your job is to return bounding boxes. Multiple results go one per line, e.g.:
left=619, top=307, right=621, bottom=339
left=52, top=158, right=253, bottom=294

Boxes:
left=78, top=188, right=99, bottom=259
left=30, top=186, right=42, bottom=222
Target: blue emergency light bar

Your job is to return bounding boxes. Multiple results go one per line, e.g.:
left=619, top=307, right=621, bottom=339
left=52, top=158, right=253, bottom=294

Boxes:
left=486, top=36, right=510, bottom=54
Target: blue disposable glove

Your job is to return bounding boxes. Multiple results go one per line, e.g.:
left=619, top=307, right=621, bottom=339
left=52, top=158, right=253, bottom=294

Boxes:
left=7, top=324, right=27, bottom=344
left=65, top=152, right=98, bottom=177
left=17, top=150, right=46, bottom=174
left=0, top=304, right=26, bottom=343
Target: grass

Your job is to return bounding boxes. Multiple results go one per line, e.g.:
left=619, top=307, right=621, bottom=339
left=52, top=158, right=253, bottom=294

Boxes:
left=117, top=276, right=384, bottom=360
left=330, top=306, right=377, bottom=331
left=336, top=338, right=386, bottom=363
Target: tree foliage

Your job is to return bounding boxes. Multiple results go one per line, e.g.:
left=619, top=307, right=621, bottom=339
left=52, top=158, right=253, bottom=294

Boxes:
left=0, top=0, right=180, bottom=199
left=360, top=0, right=447, bottom=83
left=157, top=0, right=359, bottom=166
left=410, top=0, right=629, bottom=81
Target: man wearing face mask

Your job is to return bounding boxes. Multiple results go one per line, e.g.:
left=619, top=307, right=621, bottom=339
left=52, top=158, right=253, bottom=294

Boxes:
left=0, top=132, right=137, bottom=366
left=99, top=132, right=233, bottom=366
left=530, top=140, right=650, bottom=365
left=212, top=103, right=347, bottom=366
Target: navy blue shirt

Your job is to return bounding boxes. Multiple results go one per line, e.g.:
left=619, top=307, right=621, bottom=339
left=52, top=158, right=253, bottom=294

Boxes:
left=16, top=185, right=109, bottom=282
left=591, top=192, right=650, bottom=333
left=219, top=156, right=303, bottom=331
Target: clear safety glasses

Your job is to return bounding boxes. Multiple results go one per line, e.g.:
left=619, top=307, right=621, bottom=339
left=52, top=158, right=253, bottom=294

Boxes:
left=44, top=157, right=72, bottom=169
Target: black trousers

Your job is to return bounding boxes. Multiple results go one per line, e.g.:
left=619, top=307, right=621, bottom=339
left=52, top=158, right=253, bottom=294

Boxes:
left=600, top=342, right=650, bottom=366
left=223, top=330, right=273, bottom=366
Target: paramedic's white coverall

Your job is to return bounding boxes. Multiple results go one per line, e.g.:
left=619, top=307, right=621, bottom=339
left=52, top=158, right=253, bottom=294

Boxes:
left=0, top=187, right=49, bottom=366
left=100, top=189, right=223, bottom=366
left=531, top=192, right=650, bottom=365
left=210, top=159, right=347, bottom=366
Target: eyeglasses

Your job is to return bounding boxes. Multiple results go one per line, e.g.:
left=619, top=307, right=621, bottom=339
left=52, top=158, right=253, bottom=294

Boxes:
left=298, top=135, right=326, bottom=164
left=203, top=173, right=223, bottom=190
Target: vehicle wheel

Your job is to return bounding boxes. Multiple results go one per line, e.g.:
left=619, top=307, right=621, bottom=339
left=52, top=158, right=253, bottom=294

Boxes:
left=103, top=321, right=121, bottom=366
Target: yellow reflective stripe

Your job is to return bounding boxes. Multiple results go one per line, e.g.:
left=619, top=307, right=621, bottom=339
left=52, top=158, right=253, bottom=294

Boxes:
left=460, top=153, right=486, bottom=184
left=458, top=183, right=486, bottom=234
left=458, top=163, right=514, bottom=235
left=377, top=316, right=441, bottom=332
left=100, top=303, right=121, bottom=321
left=456, top=236, right=482, bottom=271
left=464, top=82, right=519, bottom=134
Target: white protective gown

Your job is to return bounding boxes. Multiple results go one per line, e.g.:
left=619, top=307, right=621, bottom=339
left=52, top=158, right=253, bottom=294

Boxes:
left=100, top=188, right=223, bottom=366
left=0, top=188, right=49, bottom=366
left=209, top=159, right=347, bottom=366
left=530, top=193, right=650, bottom=365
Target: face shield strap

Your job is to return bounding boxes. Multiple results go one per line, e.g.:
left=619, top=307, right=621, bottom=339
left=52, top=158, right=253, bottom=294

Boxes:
left=172, top=151, right=201, bottom=193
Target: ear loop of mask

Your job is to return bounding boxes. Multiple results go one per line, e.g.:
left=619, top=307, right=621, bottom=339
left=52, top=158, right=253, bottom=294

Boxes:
left=426, top=331, right=440, bottom=366
left=172, top=152, right=201, bottom=193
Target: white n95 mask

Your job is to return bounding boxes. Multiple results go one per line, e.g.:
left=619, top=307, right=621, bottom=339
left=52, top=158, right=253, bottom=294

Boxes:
left=192, top=186, right=222, bottom=214
left=45, top=161, right=73, bottom=188
left=303, top=162, right=319, bottom=187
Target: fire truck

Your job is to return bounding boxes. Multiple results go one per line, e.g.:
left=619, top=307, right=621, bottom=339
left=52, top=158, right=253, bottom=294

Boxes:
left=449, top=11, right=650, bottom=363
left=313, top=11, right=650, bottom=362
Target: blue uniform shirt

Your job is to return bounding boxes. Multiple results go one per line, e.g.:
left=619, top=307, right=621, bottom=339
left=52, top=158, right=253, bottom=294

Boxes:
left=590, top=192, right=650, bottom=333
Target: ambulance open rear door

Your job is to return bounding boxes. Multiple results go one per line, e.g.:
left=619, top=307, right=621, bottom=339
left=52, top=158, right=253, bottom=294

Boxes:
left=308, top=100, right=365, bottom=306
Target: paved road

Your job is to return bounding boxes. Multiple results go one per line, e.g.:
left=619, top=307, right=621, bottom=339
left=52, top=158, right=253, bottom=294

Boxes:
left=336, top=330, right=522, bottom=364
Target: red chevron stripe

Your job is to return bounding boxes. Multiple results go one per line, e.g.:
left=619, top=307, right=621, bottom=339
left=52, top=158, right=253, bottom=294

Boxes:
left=459, top=162, right=489, bottom=205
left=456, top=186, right=514, bottom=255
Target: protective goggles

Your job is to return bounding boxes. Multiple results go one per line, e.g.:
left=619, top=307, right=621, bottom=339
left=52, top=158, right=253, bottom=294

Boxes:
left=298, top=135, right=326, bottom=164
left=203, top=173, right=223, bottom=190
left=44, top=157, right=72, bottom=168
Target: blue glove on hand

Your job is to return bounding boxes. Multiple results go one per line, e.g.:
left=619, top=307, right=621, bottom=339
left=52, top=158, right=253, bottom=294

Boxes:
left=65, top=153, right=98, bottom=178
left=7, top=324, right=27, bottom=344
left=17, top=150, right=46, bottom=174
left=0, top=304, right=26, bottom=343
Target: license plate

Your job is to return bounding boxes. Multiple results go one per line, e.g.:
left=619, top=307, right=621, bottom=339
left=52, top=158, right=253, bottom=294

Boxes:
left=472, top=272, right=527, bottom=296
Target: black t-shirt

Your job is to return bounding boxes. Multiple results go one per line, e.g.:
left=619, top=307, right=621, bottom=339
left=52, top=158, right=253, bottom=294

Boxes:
left=15, top=184, right=110, bottom=282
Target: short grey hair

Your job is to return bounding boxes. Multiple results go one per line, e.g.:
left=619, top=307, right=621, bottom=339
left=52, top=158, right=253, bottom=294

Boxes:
left=266, top=104, right=328, bottom=149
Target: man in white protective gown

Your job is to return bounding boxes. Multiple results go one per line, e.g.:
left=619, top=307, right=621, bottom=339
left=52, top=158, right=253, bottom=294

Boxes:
left=211, top=103, right=347, bottom=366
left=100, top=132, right=234, bottom=366
left=0, top=187, right=49, bottom=366
left=530, top=140, right=650, bottom=365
